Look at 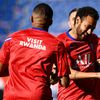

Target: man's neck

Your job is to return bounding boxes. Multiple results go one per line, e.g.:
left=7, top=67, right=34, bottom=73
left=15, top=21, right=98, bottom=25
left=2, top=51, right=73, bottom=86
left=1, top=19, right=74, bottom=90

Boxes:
left=69, top=29, right=78, bottom=40
left=32, top=24, right=48, bottom=32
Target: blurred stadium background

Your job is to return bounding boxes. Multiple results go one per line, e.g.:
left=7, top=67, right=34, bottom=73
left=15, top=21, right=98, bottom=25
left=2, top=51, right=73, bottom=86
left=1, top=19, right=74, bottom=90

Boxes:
left=0, top=0, right=100, bottom=47
left=0, top=0, right=100, bottom=100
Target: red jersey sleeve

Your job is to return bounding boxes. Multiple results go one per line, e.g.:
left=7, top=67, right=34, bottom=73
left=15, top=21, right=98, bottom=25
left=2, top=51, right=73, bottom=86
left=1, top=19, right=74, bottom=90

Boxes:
left=0, top=36, right=11, bottom=76
left=57, top=42, right=70, bottom=77
left=97, top=38, right=100, bottom=59
left=0, top=37, right=10, bottom=64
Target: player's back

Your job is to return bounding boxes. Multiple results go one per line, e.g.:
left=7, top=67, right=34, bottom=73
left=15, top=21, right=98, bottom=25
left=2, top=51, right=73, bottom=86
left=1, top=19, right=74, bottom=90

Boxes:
left=3, top=28, right=61, bottom=100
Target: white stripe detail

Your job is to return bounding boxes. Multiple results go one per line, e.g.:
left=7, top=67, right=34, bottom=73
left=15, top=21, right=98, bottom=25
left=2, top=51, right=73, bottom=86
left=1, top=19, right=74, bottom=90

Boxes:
left=5, top=38, right=12, bottom=41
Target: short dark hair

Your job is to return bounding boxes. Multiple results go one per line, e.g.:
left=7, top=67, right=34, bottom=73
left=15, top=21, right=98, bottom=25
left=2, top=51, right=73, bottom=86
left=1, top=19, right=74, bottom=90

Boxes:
left=33, top=3, right=53, bottom=19
left=68, top=8, right=78, bottom=18
left=75, top=6, right=99, bottom=21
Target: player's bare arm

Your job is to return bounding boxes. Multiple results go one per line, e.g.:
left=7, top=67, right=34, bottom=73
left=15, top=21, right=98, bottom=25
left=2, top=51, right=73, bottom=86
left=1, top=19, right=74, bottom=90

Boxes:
left=97, top=59, right=100, bottom=63
left=69, top=67, right=100, bottom=79
left=0, top=63, right=3, bottom=73
left=50, top=64, right=70, bottom=87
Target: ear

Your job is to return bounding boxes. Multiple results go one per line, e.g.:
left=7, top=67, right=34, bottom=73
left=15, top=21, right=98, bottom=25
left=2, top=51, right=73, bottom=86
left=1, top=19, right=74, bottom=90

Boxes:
left=30, top=16, right=33, bottom=22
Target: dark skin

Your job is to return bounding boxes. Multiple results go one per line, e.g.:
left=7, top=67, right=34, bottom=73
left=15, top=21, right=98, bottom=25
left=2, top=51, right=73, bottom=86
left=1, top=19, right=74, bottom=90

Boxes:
left=31, top=12, right=52, bottom=31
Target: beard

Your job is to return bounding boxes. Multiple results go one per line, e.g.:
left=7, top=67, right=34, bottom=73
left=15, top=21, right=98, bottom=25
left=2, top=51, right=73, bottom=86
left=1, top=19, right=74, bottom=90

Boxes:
left=76, top=25, right=84, bottom=40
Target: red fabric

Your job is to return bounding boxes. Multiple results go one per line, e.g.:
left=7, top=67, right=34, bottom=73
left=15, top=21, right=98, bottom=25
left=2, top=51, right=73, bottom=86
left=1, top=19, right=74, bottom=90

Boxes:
left=57, top=32, right=100, bottom=100
left=96, top=38, right=100, bottom=59
left=0, top=28, right=70, bottom=100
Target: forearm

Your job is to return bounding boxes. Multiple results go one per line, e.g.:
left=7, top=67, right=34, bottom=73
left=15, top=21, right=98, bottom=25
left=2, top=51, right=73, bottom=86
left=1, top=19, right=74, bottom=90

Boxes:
left=69, top=68, right=100, bottom=79
left=97, top=59, right=100, bottom=63
left=0, top=63, right=3, bottom=74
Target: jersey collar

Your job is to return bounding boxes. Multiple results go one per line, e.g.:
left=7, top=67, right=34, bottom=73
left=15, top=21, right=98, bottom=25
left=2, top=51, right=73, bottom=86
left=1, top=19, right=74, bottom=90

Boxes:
left=32, top=27, right=46, bottom=32
left=66, top=29, right=76, bottom=40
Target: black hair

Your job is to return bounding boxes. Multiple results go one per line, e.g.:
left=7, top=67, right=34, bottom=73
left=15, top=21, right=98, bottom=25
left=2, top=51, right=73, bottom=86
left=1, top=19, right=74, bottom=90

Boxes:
left=33, top=3, right=53, bottom=19
left=75, top=6, right=99, bottom=22
left=68, top=8, right=78, bottom=17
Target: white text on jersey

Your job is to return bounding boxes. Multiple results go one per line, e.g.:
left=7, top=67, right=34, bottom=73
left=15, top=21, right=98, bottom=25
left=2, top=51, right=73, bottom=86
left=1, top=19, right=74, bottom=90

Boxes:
left=19, top=37, right=46, bottom=50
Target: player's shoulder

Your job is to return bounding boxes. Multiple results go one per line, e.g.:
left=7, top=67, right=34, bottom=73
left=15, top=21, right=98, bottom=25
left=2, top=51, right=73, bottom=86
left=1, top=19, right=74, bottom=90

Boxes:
left=57, top=32, right=66, bottom=39
left=45, top=33, right=65, bottom=48
left=43, top=32, right=62, bottom=44
left=4, top=28, right=30, bottom=42
left=9, top=28, right=32, bottom=38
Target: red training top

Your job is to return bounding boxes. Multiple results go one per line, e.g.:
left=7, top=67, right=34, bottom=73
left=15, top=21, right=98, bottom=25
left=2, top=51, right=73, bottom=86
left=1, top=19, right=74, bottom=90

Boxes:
left=57, top=32, right=100, bottom=100
left=0, top=28, right=70, bottom=100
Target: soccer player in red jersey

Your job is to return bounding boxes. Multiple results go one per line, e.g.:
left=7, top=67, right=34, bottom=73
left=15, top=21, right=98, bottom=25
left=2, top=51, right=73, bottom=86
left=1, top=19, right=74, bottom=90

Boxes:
left=57, top=6, right=100, bottom=100
left=0, top=3, right=70, bottom=100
